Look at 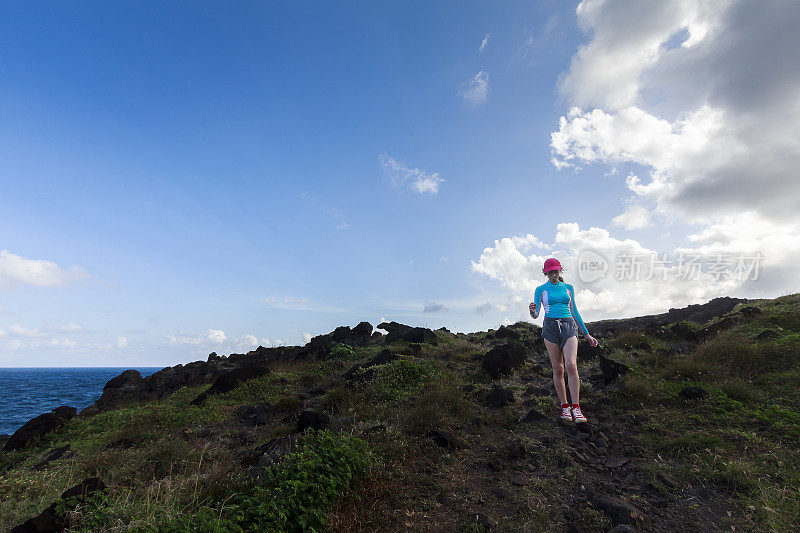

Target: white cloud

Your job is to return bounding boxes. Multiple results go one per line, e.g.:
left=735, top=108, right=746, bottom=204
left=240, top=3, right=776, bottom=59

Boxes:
left=168, top=328, right=227, bottom=346
left=457, top=71, right=490, bottom=106
left=480, top=34, right=489, bottom=52
left=534, top=0, right=800, bottom=307
left=379, top=153, right=444, bottom=195
left=552, top=0, right=800, bottom=224
left=302, top=332, right=312, bottom=344
left=611, top=204, right=652, bottom=230
left=471, top=223, right=769, bottom=323
left=116, top=337, right=128, bottom=348
left=0, top=249, right=88, bottom=289
left=7, top=325, right=46, bottom=337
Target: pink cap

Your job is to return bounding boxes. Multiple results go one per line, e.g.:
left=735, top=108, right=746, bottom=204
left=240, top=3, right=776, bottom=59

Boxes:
left=543, top=258, right=562, bottom=273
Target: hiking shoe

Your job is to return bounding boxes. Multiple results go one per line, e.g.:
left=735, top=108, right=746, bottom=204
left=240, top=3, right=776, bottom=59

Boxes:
left=560, top=405, right=573, bottom=422
left=572, top=405, right=587, bottom=423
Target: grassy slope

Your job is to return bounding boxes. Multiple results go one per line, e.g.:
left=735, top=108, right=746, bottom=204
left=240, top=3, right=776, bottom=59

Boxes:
left=1, top=294, right=798, bottom=532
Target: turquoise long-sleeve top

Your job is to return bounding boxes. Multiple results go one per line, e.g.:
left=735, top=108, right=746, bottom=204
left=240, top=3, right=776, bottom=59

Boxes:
left=532, top=280, right=589, bottom=335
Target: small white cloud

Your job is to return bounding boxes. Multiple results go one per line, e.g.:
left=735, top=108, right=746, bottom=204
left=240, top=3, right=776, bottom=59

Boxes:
left=379, top=153, right=444, bottom=195
left=0, top=249, right=88, bottom=289
left=167, top=328, right=228, bottom=346
left=611, top=205, right=652, bottom=230
left=302, top=332, right=312, bottom=344
left=7, top=325, right=45, bottom=337
left=116, top=337, right=128, bottom=348
left=457, top=71, right=489, bottom=106
left=207, top=329, right=227, bottom=344
left=479, top=34, right=489, bottom=52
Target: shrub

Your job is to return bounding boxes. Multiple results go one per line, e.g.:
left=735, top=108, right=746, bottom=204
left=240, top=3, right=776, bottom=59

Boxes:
left=163, top=429, right=375, bottom=532
left=329, top=343, right=355, bottom=360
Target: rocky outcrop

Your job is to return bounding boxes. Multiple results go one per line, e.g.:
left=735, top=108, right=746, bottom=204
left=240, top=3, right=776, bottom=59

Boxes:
left=344, top=349, right=398, bottom=383
left=586, top=296, right=748, bottom=339
left=377, top=321, right=438, bottom=344
left=190, top=366, right=271, bottom=406
left=4, top=406, right=77, bottom=452
left=482, top=342, right=526, bottom=379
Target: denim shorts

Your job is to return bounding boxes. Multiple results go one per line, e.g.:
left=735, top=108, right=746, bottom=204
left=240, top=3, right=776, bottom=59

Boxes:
left=542, top=317, right=579, bottom=350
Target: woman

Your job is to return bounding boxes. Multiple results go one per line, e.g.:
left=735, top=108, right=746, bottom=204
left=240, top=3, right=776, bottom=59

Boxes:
left=529, top=258, right=598, bottom=423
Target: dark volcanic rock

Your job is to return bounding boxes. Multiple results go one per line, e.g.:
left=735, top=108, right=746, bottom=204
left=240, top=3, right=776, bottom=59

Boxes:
left=494, top=325, right=521, bottom=340
left=190, top=366, right=271, bottom=406
left=235, top=404, right=272, bottom=426
left=249, top=434, right=301, bottom=471
left=668, top=322, right=698, bottom=341
left=484, top=385, right=515, bottom=408
left=103, top=369, right=143, bottom=390
left=426, top=429, right=467, bottom=450
left=33, top=445, right=73, bottom=470
left=679, top=386, right=709, bottom=400
left=588, top=494, right=638, bottom=526
left=377, top=321, right=438, bottom=344
left=739, top=306, right=762, bottom=317
left=344, top=349, right=398, bottom=383
left=598, top=354, right=630, bottom=385
left=11, top=477, right=105, bottom=532
left=522, top=409, right=548, bottom=423
left=756, top=328, right=781, bottom=340
left=482, top=342, right=526, bottom=379
left=4, top=406, right=76, bottom=451
left=578, top=342, right=604, bottom=360
left=296, top=410, right=329, bottom=432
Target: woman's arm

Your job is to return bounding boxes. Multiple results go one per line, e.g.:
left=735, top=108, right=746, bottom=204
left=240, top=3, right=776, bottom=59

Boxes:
left=566, top=284, right=589, bottom=335
left=530, top=285, right=543, bottom=318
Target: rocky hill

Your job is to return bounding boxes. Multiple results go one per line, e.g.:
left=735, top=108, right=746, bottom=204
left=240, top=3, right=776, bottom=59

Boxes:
left=1, top=294, right=799, bottom=532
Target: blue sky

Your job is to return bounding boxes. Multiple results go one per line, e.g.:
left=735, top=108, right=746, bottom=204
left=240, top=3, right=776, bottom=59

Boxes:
left=2, top=1, right=798, bottom=366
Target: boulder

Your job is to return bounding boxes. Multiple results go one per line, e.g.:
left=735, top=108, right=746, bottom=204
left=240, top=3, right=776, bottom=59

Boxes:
left=598, top=354, right=630, bottom=385
left=494, top=325, right=521, bottom=340
left=377, top=321, right=438, bottom=344
left=484, top=385, right=515, bottom=408
left=588, top=494, right=639, bottom=526
left=344, top=349, right=398, bottom=383
left=33, top=445, right=73, bottom=471
left=11, top=477, right=105, bottom=532
left=668, top=322, right=698, bottom=341
left=426, top=429, right=466, bottom=450
left=190, top=366, right=271, bottom=406
left=482, top=342, right=526, bottom=379
left=679, top=386, right=709, bottom=400
left=296, top=410, right=329, bottom=432
left=234, top=404, right=272, bottom=426
left=4, top=406, right=77, bottom=451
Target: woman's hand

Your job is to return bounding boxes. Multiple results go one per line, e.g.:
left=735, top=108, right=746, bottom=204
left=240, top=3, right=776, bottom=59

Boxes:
left=584, top=334, right=598, bottom=347
left=529, top=302, right=538, bottom=319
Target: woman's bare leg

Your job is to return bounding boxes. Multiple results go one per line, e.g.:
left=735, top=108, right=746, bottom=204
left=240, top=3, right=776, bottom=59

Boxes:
left=562, top=336, right=580, bottom=405
left=544, top=338, right=568, bottom=404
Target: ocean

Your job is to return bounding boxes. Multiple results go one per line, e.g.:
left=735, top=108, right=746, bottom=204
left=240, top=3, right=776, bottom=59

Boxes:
left=0, top=367, right=163, bottom=435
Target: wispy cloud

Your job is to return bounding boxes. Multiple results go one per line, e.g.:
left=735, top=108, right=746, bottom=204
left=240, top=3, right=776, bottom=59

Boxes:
left=167, top=328, right=227, bottom=346
left=457, top=71, right=489, bottom=106
left=261, top=296, right=312, bottom=310
left=423, top=302, right=447, bottom=313
left=476, top=302, right=492, bottom=314
left=299, top=192, right=350, bottom=230
left=379, top=153, right=444, bottom=195
left=0, top=249, right=88, bottom=289
left=479, top=34, right=489, bottom=52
